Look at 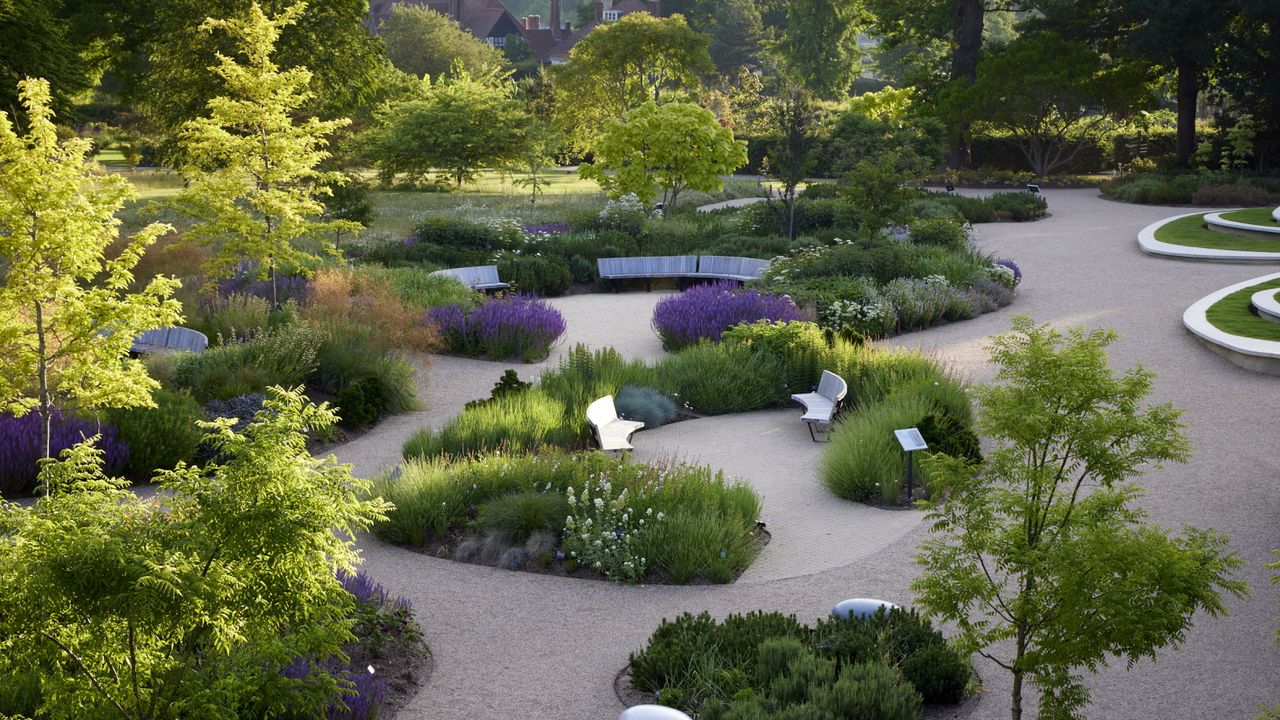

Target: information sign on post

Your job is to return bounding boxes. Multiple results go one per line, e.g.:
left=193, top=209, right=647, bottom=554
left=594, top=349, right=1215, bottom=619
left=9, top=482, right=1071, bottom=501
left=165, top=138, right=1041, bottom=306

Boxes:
left=894, top=428, right=928, bottom=499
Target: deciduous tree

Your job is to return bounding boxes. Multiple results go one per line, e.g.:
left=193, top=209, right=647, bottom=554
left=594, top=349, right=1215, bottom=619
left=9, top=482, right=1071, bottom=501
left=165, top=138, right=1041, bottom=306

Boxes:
left=913, top=317, right=1246, bottom=720
left=0, top=387, right=392, bottom=717
left=0, top=78, right=181, bottom=469
left=363, top=71, right=528, bottom=188
left=770, top=0, right=868, bottom=100
left=766, top=86, right=822, bottom=241
left=551, top=12, right=714, bottom=150
left=379, top=5, right=507, bottom=81
left=580, top=101, right=747, bottom=216
left=177, top=2, right=359, bottom=307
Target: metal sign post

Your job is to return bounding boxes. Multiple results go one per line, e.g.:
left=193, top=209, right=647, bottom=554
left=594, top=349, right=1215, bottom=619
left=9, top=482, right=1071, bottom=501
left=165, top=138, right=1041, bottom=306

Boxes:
left=894, top=428, right=928, bottom=500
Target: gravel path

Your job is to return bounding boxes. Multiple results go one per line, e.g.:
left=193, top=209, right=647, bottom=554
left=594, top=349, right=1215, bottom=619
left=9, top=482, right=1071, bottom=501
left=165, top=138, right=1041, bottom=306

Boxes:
left=344, top=189, right=1280, bottom=719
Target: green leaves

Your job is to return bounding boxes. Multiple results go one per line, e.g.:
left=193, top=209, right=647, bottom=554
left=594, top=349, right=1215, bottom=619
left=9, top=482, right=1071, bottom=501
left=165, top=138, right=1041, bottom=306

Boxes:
left=913, top=317, right=1245, bottom=719
left=0, top=387, right=392, bottom=719
left=580, top=101, right=748, bottom=215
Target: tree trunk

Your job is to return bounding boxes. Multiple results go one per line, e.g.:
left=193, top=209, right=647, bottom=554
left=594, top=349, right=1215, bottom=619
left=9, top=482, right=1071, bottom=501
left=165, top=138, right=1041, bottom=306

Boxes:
left=946, top=0, right=986, bottom=170
left=1175, top=58, right=1199, bottom=168
left=34, top=300, right=52, bottom=494
left=269, top=256, right=278, bottom=310
left=1011, top=668, right=1024, bottom=720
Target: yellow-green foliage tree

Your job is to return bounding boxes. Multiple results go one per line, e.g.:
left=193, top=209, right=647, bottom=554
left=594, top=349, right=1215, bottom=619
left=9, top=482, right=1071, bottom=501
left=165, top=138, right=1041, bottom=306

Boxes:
left=179, top=2, right=360, bottom=308
left=0, top=78, right=181, bottom=467
left=580, top=101, right=747, bottom=216
left=551, top=12, right=714, bottom=151
left=0, top=388, right=393, bottom=717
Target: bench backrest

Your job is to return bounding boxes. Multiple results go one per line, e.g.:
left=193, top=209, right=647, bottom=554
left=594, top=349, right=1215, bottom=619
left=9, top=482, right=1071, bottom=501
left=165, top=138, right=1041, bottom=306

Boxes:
left=597, top=256, right=697, bottom=277
left=432, top=265, right=501, bottom=286
left=133, top=326, right=209, bottom=353
left=698, top=255, right=771, bottom=279
left=586, top=395, right=619, bottom=430
left=817, top=370, right=848, bottom=403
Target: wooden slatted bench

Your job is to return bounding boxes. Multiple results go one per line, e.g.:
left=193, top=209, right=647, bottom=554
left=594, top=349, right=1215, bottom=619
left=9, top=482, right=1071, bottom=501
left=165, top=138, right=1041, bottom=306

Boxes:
left=130, top=327, right=210, bottom=354
left=586, top=395, right=645, bottom=452
left=430, top=265, right=510, bottom=291
left=790, top=370, right=848, bottom=442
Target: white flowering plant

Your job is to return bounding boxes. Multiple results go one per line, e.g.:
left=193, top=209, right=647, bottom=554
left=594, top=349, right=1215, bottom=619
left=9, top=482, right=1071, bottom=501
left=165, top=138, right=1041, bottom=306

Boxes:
left=563, top=473, right=656, bottom=584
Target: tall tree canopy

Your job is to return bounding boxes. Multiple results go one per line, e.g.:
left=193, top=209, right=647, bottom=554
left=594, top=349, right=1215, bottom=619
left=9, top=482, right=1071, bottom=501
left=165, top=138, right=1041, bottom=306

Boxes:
left=178, top=2, right=358, bottom=306
left=551, top=12, right=713, bottom=150
left=0, top=0, right=101, bottom=117
left=708, top=0, right=765, bottom=73
left=770, top=0, right=868, bottom=100
left=379, top=5, right=507, bottom=81
left=0, top=78, right=181, bottom=464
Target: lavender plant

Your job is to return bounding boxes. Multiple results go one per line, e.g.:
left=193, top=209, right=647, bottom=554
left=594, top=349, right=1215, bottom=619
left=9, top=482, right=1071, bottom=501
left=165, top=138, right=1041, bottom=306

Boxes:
left=651, top=282, right=805, bottom=351
left=427, top=293, right=566, bottom=362
left=0, top=412, right=128, bottom=495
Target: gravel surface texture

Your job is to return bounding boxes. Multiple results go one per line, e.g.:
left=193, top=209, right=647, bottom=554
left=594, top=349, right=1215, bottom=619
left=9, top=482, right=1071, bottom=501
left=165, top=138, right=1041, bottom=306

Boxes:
left=340, top=189, right=1280, bottom=719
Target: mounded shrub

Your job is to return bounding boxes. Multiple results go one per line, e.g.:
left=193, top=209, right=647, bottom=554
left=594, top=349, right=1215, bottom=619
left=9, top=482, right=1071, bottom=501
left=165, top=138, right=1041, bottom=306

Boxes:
left=614, top=386, right=678, bottom=428
left=820, top=392, right=939, bottom=503
left=497, top=255, right=573, bottom=297
left=336, top=376, right=392, bottom=430
left=656, top=343, right=790, bottom=415
left=652, top=282, right=805, bottom=351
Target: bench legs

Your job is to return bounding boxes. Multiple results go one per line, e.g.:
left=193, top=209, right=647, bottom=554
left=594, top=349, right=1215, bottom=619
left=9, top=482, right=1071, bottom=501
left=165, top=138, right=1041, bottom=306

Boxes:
left=805, top=421, right=831, bottom=443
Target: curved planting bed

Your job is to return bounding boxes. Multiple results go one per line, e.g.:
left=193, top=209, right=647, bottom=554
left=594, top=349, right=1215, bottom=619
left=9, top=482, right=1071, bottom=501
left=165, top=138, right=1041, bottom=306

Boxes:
left=1183, top=272, right=1280, bottom=375
left=1205, top=208, right=1280, bottom=239
left=1138, top=212, right=1280, bottom=261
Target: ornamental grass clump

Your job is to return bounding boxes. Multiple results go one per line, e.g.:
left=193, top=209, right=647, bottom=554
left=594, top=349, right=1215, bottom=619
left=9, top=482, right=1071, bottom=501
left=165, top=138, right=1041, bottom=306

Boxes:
left=652, top=281, right=805, bottom=351
left=428, top=293, right=566, bottom=362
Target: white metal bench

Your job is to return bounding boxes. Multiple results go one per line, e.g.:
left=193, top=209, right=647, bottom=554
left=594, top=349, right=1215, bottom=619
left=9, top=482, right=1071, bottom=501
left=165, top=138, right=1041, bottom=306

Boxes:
left=586, top=395, right=645, bottom=452
left=430, top=265, right=510, bottom=291
left=693, top=255, right=772, bottom=282
left=130, top=327, right=209, bottom=354
left=790, top=370, right=848, bottom=442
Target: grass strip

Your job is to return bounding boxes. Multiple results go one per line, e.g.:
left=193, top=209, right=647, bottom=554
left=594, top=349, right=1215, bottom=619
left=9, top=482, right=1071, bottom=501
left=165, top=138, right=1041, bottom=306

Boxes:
left=1204, top=277, right=1280, bottom=342
left=1154, top=213, right=1280, bottom=252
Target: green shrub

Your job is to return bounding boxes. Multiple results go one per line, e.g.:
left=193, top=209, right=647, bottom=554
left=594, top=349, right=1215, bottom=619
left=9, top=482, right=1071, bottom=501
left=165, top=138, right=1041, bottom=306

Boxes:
left=917, top=413, right=981, bottom=463
left=173, top=324, right=324, bottom=402
left=474, top=491, right=569, bottom=543
left=814, top=609, right=969, bottom=705
left=820, top=392, right=939, bottom=503
left=336, top=376, right=392, bottom=430
left=615, top=385, right=678, bottom=428
left=826, top=662, right=921, bottom=720
left=656, top=343, right=789, bottom=415
left=988, top=191, right=1048, bottom=221
left=402, top=388, right=572, bottom=460
left=108, top=390, right=205, bottom=481
left=908, top=218, right=968, bottom=250
left=188, top=293, right=295, bottom=344
left=900, top=644, right=969, bottom=705
left=497, top=254, right=573, bottom=296
left=538, top=344, right=657, bottom=435
left=358, top=265, right=483, bottom=310
left=722, top=321, right=827, bottom=396
left=311, top=324, right=418, bottom=418
left=839, top=347, right=947, bottom=411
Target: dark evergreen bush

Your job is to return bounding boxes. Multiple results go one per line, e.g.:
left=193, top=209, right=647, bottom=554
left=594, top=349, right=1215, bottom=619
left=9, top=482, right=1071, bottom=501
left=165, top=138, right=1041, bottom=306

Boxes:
left=111, top=389, right=206, bottom=480
left=336, top=376, right=392, bottom=430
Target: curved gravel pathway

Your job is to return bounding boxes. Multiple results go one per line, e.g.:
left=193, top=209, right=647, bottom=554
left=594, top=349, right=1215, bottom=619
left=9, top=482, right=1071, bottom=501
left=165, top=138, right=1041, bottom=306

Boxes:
left=342, top=189, right=1280, bottom=719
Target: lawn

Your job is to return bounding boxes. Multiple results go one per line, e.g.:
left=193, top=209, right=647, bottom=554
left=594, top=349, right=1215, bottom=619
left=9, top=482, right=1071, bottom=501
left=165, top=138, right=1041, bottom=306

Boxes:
left=1220, top=207, right=1280, bottom=227
left=1154, top=213, right=1280, bottom=252
left=1204, top=277, right=1280, bottom=342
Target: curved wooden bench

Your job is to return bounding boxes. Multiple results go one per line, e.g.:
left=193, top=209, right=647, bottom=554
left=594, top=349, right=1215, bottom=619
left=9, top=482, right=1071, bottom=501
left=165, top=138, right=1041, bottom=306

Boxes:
left=586, top=395, right=645, bottom=452
left=691, top=255, right=771, bottom=282
left=790, top=370, right=848, bottom=442
left=131, top=327, right=209, bottom=354
left=597, top=255, right=772, bottom=291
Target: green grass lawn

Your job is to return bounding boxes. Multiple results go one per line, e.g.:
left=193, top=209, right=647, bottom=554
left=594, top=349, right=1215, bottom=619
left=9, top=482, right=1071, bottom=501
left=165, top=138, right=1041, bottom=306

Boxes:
left=1154, top=213, right=1280, bottom=252
left=1205, top=277, right=1280, bottom=342
left=1220, top=207, right=1280, bottom=227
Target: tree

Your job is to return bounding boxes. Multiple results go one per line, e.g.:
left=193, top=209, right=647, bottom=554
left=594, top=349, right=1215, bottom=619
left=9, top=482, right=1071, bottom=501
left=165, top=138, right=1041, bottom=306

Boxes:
left=99, top=0, right=393, bottom=161
left=0, top=78, right=181, bottom=470
left=0, top=387, right=392, bottom=717
left=708, top=0, right=765, bottom=73
left=0, top=0, right=98, bottom=117
left=512, top=121, right=560, bottom=206
left=913, top=317, right=1247, bottom=720
left=363, top=72, right=528, bottom=188
left=949, top=34, right=1151, bottom=176
left=321, top=173, right=376, bottom=251
left=766, top=86, right=822, bottom=241
left=1024, top=0, right=1244, bottom=167
left=868, top=0, right=1020, bottom=166
left=551, top=12, right=714, bottom=150
left=770, top=0, right=867, bottom=99
left=379, top=5, right=507, bottom=81
left=840, top=153, right=918, bottom=230
left=177, top=2, right=359, bottom=308
left=580, top=101, right=747, bottom=217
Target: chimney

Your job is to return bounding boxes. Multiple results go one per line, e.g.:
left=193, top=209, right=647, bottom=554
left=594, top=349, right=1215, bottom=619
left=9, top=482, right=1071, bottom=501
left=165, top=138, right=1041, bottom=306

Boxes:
left=530, top=14, right=541, bottom=29
left=594, top=0, right=604, bottom=22
left=522, top=16, right=532, bottom=29
left=550, top=0, right=561, bottom=39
